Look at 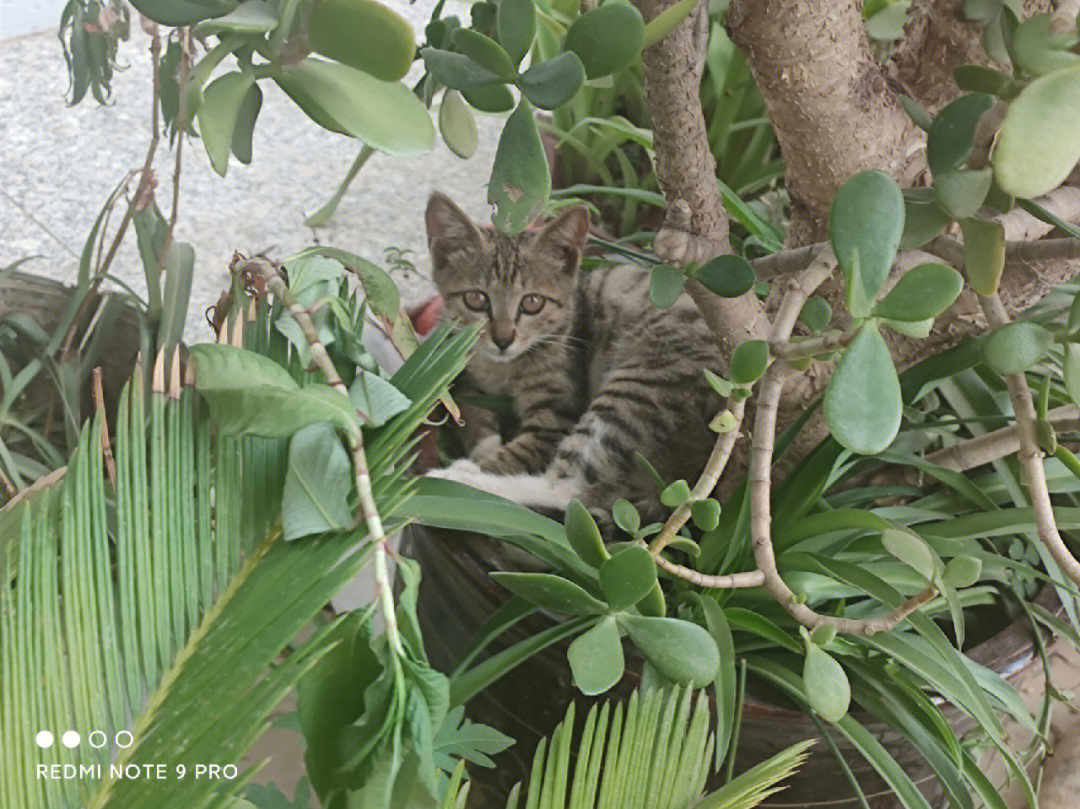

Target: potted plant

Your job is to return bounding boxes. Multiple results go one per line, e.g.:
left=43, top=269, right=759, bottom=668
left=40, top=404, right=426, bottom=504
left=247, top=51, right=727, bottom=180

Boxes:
left=5, top=1, right=1080, bottom=808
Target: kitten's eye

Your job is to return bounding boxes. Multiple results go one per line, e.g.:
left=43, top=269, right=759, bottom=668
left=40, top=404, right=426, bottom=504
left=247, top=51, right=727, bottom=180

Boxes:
left=519, top=294, right=545, bottom=315
left=462, top=290, right=489, bottom=312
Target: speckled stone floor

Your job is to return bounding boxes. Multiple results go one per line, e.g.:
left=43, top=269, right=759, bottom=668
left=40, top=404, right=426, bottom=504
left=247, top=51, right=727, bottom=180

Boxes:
left=0, top=2, right=500, bottom=341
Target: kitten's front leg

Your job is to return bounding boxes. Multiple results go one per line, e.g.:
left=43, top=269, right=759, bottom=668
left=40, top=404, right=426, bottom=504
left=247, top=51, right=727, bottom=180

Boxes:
left=476, top=401, right=576, bottom=474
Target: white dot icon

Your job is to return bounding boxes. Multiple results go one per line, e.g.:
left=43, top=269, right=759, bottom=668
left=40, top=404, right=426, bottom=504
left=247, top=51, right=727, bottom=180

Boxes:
left=35, top=731, right=54, bottom=749
left=61, top=731, right=80, bottom=749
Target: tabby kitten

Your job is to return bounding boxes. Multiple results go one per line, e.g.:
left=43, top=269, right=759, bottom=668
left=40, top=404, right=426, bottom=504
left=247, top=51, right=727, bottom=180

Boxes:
left=425, top=193, right=723, bottom=520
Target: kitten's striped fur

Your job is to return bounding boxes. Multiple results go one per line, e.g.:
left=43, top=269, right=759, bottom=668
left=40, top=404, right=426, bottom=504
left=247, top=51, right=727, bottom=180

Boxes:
left=425, top=193, right=723, bottom=520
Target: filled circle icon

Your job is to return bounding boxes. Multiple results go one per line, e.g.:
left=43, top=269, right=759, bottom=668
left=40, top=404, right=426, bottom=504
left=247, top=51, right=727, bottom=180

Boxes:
left=61, top=731, right=80, bottom=749
left=35, top=731, right=54, bottom=749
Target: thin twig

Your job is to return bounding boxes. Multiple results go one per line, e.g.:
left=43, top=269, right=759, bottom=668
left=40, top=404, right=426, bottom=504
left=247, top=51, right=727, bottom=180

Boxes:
left=236, top=256, right=403, bottom=652
left=92, top=367, right=117, bottom=487
left=747, top=250, right=940, bottom=633
left=770, top=329, right=856, bottom=361
left=649, top=398, right=746, bottom=557
left=978, top=294, right=1080, bottom=588
left=655, top=555, right=765, bottom=588
left=154, top=28, right=190, bottom=280
left=60, top=26, right=163, bottom=362
left=925, top=405, right=1080, bottom=472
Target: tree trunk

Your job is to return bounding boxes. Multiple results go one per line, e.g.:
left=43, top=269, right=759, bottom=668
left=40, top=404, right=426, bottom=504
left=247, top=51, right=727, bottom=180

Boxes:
left=632, top=0, right=770, bottom=353
left=727, top=0, right=926, bottom=245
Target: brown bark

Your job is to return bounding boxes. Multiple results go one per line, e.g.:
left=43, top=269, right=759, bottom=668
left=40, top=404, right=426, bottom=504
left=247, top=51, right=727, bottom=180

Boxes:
left=727, top=0, right=926, bottom=245
left=631, top=0, right=770, bottom=352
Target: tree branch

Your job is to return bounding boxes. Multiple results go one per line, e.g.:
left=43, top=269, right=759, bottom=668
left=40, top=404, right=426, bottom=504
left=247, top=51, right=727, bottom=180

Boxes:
left=925, top=405, right=1080, bottom=472
left=631, top=0, right=770, bottom=350
left=650, top=399, right=746, bottom=557
left=978, top=293, right=1080, bottom=588
left=236, top=255, right=403, bottom=652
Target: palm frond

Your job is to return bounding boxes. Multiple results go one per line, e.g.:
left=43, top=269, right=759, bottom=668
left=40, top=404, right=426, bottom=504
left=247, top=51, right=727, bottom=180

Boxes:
left=439, top=687, right=809, bottom=809
left=0, top=321, right=476, bottom=809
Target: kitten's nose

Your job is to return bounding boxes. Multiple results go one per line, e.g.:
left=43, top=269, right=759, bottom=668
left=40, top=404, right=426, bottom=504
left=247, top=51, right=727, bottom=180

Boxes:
left=492, top=331, right=514, bottom=351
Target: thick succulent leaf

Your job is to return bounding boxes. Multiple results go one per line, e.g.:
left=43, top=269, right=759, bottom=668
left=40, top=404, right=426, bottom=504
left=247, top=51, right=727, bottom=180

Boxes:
left=994, top=63, right=1080, bottom=198
left=830, top=170, right=905, bottom=311
left=488, top=99, right=550, bottom=234
left=823, top=324, right=902, bottom=455
left=274, top=58, right=434, bottom=157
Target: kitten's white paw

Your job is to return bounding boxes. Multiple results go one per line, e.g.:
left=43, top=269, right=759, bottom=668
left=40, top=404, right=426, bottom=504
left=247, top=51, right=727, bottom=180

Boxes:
left=427, top=458, right=483, bottom=481
left=470, top=434, right=503, bottom=463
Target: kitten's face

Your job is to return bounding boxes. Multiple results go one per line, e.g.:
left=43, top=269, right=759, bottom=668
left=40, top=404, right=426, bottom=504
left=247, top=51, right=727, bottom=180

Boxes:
left=425, top=194, right=589, bottom=362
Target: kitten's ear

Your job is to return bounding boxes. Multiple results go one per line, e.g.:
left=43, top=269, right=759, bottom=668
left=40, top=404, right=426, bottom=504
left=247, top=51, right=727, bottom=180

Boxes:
left=532, top=206, right=590, bottom=273
left=426, top=193, right=484, bottom=268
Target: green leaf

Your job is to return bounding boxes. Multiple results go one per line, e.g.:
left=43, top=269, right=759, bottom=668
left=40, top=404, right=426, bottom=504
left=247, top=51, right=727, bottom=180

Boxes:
left=823, top=324, right=902, bottom=455
left=864, top=0, right=910, bottom=40
left=729, top=340, right=769, bottom=384
left=881, top=528, right=936, bottom=581
left=799, top=297, right=832, bottom=332
left=190, top=344, right=358, bottom=437
left=193, top=0, right=278, bottom=36
left=489, top=572, right=607, bottom=615
left=642, top=0, right=699, bottom=48
left=452, top=28, right=516, bottom=80
left=696, top=597, right=736, bottom=769
left=660, top=479, right=691, bottom=508
left=497, top=0, right=536, bottom=66
left=567, top=616, right=625, bottom=695
left=941, top=555, right=983, bottom=588
left=565, top=499, right=610, bottom=568
left=598, top=545, right=657, bottom=611
left=953, top=64, right=1021, bottom=99
left=981, top=321, right=1052, bottom=375
left=873, top=263, right=963, bottom=321
left=690, top=498, right=721, bottom=532
left=612, top=499, right=641, bottom=535
left=421, top=47, right=502, bottom=91
left=289, top=245, right=399, bottom=321
left=959, top=216, right=1006, bottom=295
left=830, top=170, right=905, bottom=306
left=900, top=188, right=953, bottom=249
left=129, top=0, right=238, bottom=27
left=810, top=624, right=837, bottom=646
left=439, top=90, right=478, bottom=159
left=649, top=264, right=686, bottom=309
left=520, top=52, right=586, bottom=110
left=274, top=58, right=434, bottom=157
left=1064, top=344, right=1080, bottom=406
left=803, top=645, right=851, bottom=722
left=898, top=93, right=933, bottom=130
left=463, top=81, right=515, bottom=113
left=934, top=167, right=993, bottom=219
left=307, top=0, right=415, bottom=81
left=881, top=316, right=934, bottom=338
left=433, top=705, right=514, bottom=771
left=994, top=63, right=1080, bottom=198
left=695, top=255, right=756, bottom=298
left=564, top=3, right=645, bottom=79
left=1009, top=13, right=1080, bottom=76
left=198, top=70, right=256, bottom=177
left=619, top=615, right=720, bottom=686
left=349, top=371, right=411, bottom=427
left=927, top=93, right=995, bottom=176
left=488, top=98, right=550, bottom=234
left=282, top=423, right=353, bottom=540
left=231, top=80, right=262, bottom=164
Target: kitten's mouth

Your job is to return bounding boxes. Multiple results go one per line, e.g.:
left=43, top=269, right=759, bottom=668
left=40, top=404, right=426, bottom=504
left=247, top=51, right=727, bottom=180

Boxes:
left=482, top=341, right=528, bottom=362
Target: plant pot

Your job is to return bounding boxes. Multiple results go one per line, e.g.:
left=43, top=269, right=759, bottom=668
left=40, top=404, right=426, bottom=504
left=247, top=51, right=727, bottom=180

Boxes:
left=403, top=525, right=1060, bottom=809
left=0, top=271, right=142, bottom=492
